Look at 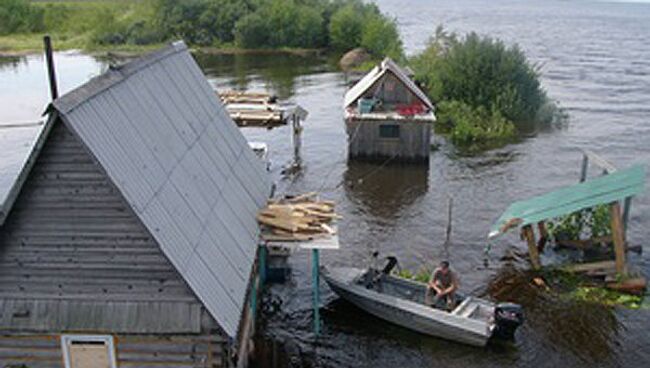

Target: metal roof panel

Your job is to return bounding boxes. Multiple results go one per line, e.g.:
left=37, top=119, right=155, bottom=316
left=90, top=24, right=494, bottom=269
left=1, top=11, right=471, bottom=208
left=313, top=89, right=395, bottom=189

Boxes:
left=48, top=42, right=270, bottom=338
left=489, top=165, right=646, bottom=238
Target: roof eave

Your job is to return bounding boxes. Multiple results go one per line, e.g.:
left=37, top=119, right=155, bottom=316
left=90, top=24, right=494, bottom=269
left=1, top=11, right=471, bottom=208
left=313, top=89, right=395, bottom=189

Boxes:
left=0, top=112, right=58, bottom=227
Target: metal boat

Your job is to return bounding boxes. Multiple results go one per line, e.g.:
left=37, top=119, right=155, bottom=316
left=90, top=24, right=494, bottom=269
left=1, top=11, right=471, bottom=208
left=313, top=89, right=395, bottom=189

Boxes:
left=321, top=265, right=523, bottom=347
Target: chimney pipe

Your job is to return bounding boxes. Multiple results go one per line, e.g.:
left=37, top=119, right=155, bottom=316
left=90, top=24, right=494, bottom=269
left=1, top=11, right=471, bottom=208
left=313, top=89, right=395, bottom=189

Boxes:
left=43, top=35, right=59, bottom=101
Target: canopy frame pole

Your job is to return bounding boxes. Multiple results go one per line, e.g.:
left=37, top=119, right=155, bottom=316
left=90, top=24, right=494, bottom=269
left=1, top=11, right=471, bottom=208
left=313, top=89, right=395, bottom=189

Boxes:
left=609, top=202, right=626, bottom=275
left=622, top=197, right=632, bottom=234
left=522, top=225, right=541, bottom=270
left=312, top=249, right=321, bottom=336
left=537, top=221, right=549, bottom=252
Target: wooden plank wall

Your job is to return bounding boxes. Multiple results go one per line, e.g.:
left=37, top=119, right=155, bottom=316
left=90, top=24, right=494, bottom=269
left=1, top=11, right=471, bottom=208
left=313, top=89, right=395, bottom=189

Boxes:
left=0, top=120, right=226, bottom=338
left=0, top=333, right=226, bottom=368
left=0, top=121, right=199, bottom=307
left=346, top=120, right=431, bottom=162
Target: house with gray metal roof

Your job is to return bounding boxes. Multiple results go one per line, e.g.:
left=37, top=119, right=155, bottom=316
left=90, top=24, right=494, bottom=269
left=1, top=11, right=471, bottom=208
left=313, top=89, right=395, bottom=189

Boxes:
left=344, top=58, right=436, bottom=163
left=0, top=41, right=271, bottom=367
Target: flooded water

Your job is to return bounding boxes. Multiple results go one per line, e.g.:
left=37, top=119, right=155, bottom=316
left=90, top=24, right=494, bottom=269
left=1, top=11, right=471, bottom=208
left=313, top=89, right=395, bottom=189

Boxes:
left=1, top=0, right=650, bottom=367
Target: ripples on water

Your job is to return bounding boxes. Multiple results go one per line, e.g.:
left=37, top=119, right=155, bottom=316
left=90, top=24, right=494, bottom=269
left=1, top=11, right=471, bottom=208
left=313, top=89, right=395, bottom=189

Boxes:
left=1, top=0, right=649, bottom=367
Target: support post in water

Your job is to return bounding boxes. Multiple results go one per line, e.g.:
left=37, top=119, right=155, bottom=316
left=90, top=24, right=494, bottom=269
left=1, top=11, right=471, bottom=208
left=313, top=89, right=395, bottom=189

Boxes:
left=292, top=115, right=302, bottom=165
left=259, top=244, right=267, bottom=285
left=609, top=201, right=626, bottom=275
left=312, top=248, right=321, bottom=336
left=522, top=225, right=541, bottom=270
left=622, top=197, right=632, bottom=234
left=43, top=35, right=59, bottom=101
left=445, top=196, right=453, bottom=245
left=580, top=154, right=589, bottom=182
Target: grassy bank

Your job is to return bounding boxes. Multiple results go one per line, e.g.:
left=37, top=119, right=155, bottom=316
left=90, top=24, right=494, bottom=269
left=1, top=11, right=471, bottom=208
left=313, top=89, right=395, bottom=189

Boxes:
left=0, top=0, right=402, bottom=58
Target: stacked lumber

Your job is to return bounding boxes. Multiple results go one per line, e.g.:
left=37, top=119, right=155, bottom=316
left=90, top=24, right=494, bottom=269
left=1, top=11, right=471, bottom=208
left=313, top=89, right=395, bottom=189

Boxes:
left=219, top=91, right=275, bottom=104
left=258, top=192, right=339, bottom=241
left=218, top=90, right=286, bottom=126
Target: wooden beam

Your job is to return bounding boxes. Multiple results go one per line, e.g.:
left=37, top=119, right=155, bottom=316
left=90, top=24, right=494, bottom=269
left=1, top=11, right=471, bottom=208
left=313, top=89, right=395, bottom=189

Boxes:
left=537, top=221, right=548, bottom=252
left=622, top=196, right=632, bottom=235
left=609, top=202, right=626, bottom=275
left=522, top=225, right=541, bottom=270
left=580, top=154, right=589, bottom=182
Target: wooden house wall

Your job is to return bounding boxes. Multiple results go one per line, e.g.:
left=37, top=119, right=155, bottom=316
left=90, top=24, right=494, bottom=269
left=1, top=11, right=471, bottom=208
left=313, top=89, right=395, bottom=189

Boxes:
left=0, top=333, right=227, bottom=367
left=361, top=72, right=421, bottom=108
left=346, top=120, right=431, bottom=162
left=0, top=121, right=232, bottom=365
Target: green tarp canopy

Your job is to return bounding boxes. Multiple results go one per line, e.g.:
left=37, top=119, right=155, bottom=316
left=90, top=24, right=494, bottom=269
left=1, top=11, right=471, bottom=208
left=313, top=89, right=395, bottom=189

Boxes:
left=489, top=164, right=646, bottom=238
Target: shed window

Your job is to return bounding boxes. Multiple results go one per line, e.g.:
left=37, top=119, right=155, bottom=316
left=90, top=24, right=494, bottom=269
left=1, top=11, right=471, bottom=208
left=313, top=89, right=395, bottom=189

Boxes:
left=379, top=124, right=400, bottom=139
left=61, top=335, right=117, bottom=368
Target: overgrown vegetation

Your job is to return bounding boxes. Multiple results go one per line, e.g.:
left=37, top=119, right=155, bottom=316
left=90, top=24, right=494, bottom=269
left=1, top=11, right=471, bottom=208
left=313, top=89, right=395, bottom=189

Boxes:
left=546, top=204, right=611, bottom=241
left=329, top=1, right=402, bottom=59
left=0, top=0, right=45, bottom=35
left=0, top=0, right=402, bottom=57
left=411, top=27, right=560, bottom=147
left=395, top=268, right=431, bottom=283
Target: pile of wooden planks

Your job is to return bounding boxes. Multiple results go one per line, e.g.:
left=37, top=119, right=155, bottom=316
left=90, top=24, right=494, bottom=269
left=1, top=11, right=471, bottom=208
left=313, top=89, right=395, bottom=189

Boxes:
left=258, top=192, right=339, bottom=241
left=219, top=91, right=275, bottom=104
left=218, top=91, right=286, bottom=127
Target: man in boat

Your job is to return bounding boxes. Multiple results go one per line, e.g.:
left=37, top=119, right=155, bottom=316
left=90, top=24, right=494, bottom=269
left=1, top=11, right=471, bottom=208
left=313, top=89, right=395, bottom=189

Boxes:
left=425, top=261, right=459, bottom=310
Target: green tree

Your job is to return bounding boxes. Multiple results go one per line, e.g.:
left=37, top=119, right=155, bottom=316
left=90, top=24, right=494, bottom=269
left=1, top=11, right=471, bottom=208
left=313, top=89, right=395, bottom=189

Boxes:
left=328, top=3, right=363, bottom=51
left=360, top=11, right=402, bottom=60
left=0, top=0, right=44, bottom=35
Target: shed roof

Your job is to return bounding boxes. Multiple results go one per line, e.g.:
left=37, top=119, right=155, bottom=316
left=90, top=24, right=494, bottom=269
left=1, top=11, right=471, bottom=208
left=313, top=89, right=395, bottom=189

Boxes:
left=343, top=58, right=434, bottom=110
left=0, top=124, right=43, bottom=226
left=1, top=41, right=271, bottom=338
left=489, top=165, right=645, bottom=238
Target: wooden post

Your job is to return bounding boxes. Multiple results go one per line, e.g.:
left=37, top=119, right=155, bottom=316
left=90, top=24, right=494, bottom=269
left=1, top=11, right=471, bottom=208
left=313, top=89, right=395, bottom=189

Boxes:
left=622, top=197, right=632, bottom=235
left=537, top=221, right=548, bottom=252
left=580, top=154, right=589, bottom=182
left=259, top=244, right=267, bottom=285
left=445, top=197, right=453, bottom=245
left=609, top=202, right=626, bottom=275
left=522, top=225, right=541, bottom=270
left=312, top=249, right=321, bottom=336
left=292, top=115, right=302, bottom=166
left=43, top=36, right=59, bottom=101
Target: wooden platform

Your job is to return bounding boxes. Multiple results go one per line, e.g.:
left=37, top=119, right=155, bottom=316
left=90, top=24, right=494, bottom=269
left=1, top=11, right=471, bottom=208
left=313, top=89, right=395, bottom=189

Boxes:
left=219, top=91, right=306, bottom=128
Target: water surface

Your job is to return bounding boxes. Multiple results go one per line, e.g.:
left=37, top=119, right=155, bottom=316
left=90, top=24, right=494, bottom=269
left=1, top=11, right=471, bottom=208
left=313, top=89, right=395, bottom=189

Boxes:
left=1, top=0, right=649, bottom=367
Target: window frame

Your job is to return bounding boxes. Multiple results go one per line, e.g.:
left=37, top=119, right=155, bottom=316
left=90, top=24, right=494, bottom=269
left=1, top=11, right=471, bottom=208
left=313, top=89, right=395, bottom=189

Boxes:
left=61, top=335, right=117, bottom=368
left=379, top=124, right=400, bottom=139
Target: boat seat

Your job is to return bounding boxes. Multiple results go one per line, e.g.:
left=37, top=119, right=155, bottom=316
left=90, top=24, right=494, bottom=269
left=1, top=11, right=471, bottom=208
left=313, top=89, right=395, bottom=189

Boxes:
left=460, top=304, right=479, bottom=318
left=451, top=297, right=472, bottom=315
left=452, top=297, right=479, bottom=318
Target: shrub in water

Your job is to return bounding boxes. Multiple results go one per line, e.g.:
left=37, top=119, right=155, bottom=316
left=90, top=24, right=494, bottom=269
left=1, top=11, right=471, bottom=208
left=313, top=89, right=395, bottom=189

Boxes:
left=411, top=28, right=556, bottom=146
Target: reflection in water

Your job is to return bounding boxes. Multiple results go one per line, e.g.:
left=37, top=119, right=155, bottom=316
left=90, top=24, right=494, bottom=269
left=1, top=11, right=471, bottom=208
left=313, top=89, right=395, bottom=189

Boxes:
left=194, top=51, right=334, bottom=99
left=343, top=161, right=429, bottom=221
left=2, top=0, right=650, bottom=364
left=0, top=56, right=25, bottom=72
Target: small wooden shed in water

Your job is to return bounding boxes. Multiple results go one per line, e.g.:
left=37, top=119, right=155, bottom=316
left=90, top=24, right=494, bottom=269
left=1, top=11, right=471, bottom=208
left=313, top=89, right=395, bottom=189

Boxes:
left=344, top=58, right=436, bottom=163
left=0, top=42, right=272, bottom=367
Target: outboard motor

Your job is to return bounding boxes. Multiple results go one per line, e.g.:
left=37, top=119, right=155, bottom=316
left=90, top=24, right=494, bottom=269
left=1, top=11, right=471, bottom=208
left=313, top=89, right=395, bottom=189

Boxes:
left=493, top=302, right=524, bottom=340
left=381, top=256, right=399, bottom=275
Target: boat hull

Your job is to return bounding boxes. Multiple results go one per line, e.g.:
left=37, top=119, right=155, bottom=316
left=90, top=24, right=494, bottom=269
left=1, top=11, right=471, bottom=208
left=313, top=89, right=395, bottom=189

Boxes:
left=323, top=268, right=492, bottom=347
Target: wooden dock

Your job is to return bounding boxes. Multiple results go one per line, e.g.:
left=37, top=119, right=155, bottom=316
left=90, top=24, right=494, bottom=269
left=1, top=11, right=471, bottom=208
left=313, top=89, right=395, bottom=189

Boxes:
left=219, top=91, right=307, bottom=128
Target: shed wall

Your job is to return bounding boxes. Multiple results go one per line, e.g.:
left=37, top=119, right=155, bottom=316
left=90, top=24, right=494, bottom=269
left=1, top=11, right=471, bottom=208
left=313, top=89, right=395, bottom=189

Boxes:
left=0, top=333, right=226, bottom=367
left=0, top=121, right=217, bottom=334
left=346, top=120, right=431, bottom=162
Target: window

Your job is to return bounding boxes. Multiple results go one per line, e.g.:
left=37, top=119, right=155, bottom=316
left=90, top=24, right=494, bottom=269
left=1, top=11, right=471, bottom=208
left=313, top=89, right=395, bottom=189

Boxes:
left=379, top=124, right=400, bottom=139
left=61, top=335, right=117, bottom=368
